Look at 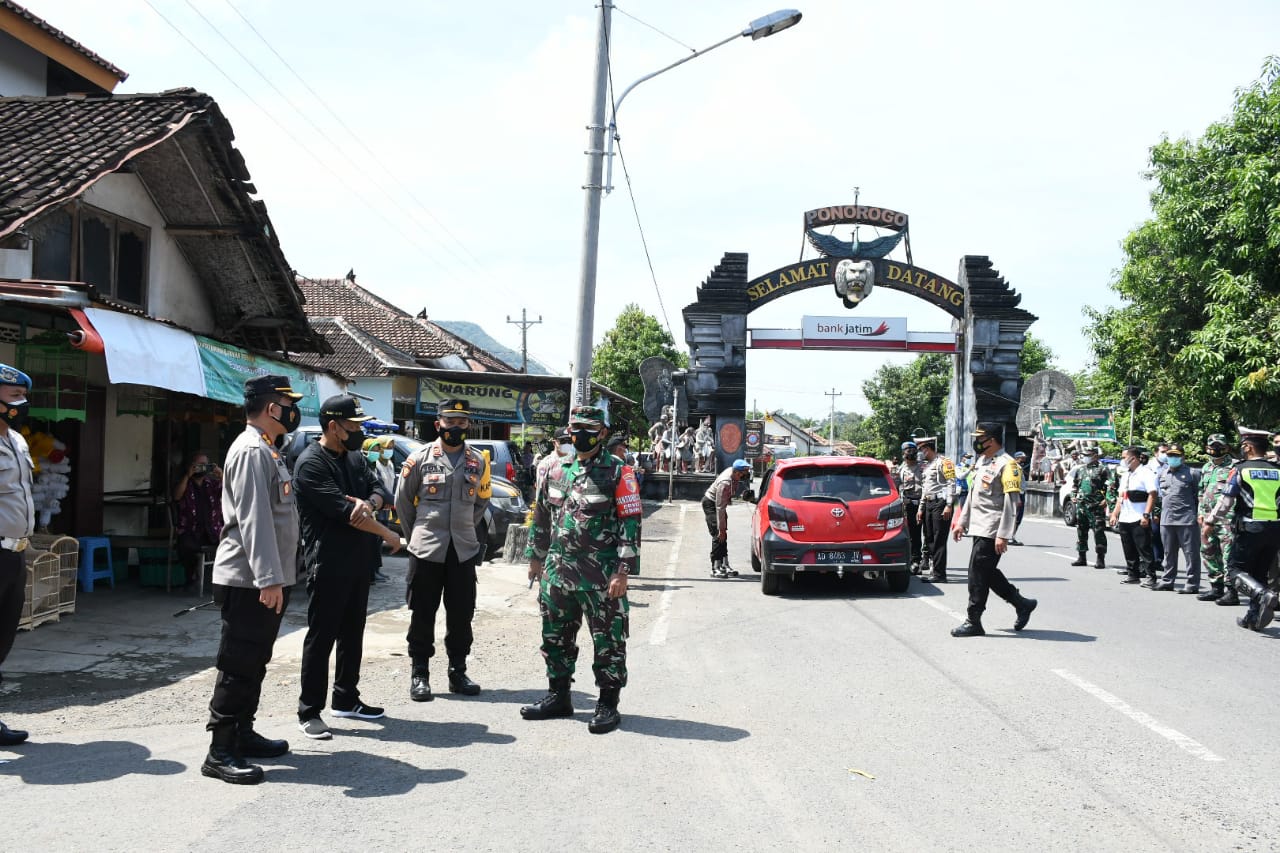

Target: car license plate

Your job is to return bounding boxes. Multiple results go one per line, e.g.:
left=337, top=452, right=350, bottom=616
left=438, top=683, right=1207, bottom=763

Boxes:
left=814, top=550, right=858, bottom=563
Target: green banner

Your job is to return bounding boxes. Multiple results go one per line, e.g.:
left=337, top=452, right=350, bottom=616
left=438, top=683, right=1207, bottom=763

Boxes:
left=417, top=376, right=569, bottom=426
left=196, top=337, right=322, bottom=416
left=1040, top=408, right=1117, bottom=441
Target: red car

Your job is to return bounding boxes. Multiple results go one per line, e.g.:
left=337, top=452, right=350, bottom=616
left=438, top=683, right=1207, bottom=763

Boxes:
left=749, top=456, right=910, bottom=596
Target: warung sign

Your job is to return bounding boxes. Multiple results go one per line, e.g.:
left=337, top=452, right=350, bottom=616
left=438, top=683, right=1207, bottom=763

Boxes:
left=801, top=316, right=908, bottom=348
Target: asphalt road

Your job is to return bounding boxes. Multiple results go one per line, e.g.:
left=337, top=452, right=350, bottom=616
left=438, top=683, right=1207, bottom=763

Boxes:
left=2, top=504, right=1278, bottom=852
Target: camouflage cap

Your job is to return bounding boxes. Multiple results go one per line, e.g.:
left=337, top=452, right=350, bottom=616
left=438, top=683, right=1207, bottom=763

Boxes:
left=569, top=405, right=608, bottom=429
left=1206, top=433, right=1228, bottom=448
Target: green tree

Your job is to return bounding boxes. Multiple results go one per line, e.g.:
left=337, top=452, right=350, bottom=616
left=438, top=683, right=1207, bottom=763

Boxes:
left=1020, top=333, right=1056, bottom=380
left=1084, top=58, right=1280, bottom=447
left=860, top=353, right=951, bottom=459
left=590, top=303, right=687, bottom=440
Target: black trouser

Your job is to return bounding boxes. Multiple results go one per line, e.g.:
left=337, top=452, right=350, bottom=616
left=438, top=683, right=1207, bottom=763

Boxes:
left=0, top=549, right=25, bottom=668
left=1227, top=523, right=1280, bottom=589
left=903, top=498, right=922, bottom=567
left=207, top=584, right=290, bottom=731
left=298, top=567, right=371, bottom=720
left=966, top=536, right=1020, bottom=622
left=921, top=498, right=949, bottom=575
left=406, top=544, right=477, bottom=666
left=702, top=499, right=727, bottom=564
left=1151, top=519, right=1164, bottom=564
left=1117, top=521, right=1154, bottom=577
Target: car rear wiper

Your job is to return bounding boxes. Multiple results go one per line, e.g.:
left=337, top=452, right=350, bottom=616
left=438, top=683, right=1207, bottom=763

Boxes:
left=800, top=494, right=850, bottom=511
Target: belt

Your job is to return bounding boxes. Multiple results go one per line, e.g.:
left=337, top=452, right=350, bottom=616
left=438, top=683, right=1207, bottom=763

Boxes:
left=0, top=536, right=29, bottom=552
left=923, top=495, right=948, bottom=503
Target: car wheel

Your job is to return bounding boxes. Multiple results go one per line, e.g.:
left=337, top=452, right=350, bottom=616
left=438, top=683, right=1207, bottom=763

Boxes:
left=750, top=548, right=761, bottom=573
left=886, top=571, right=911, bottom=593
left=1062, top=497, right=1075, bottom=527
left=761, top=568, right=780, bottom=596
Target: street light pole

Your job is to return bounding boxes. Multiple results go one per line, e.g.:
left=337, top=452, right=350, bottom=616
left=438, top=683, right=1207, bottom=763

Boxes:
left=568, top=6, right=803, bottom=407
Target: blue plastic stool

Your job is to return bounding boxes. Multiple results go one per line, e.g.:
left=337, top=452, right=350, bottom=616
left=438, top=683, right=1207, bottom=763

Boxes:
left=77, top=536, right=115, bottom=592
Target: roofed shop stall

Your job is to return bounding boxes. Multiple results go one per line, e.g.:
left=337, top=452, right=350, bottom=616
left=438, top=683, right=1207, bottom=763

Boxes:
left=0, top=86, right=335, bottom=602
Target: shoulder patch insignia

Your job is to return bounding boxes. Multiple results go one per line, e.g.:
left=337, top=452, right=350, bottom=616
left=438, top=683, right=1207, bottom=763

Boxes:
left=615, top=467, right=642, bottom=517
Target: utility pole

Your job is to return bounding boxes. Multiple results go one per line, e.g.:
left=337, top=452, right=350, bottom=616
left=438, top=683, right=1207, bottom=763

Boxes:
left=824, top=388, right=842, bottom=449
left=506, top=309, right=543, bottom=373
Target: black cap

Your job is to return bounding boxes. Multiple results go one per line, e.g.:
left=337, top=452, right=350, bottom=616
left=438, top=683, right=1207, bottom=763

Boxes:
left=244, top=374, right=302, bottom=400
left=972, top=422, right=1003, bottom=442
left=319, top=394, right=373, bottom=424
left=436, top=398, right=471, bottom=417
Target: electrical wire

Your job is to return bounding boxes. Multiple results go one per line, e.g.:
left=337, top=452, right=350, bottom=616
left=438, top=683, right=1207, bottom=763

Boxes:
left=220, top=0, right=488, bottom=273
left=613, top=5, right=696, bottom=53
left=602, top=6, right=676, bottom=342
left=141, top=0, right=459, bottom=277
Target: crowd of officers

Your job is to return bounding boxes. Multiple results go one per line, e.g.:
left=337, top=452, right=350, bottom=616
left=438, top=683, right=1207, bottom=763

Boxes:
left=1064, top=429, right=1280, bottom=632
left=181, top=377, right=642, bottom=785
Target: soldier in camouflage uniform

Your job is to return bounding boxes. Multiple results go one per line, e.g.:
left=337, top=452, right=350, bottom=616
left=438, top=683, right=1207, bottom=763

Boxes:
left=1196, top=434, right=1236, bottom=601
left=1069, top=447, right=1109, bottom=569
left=522, top=405, right=642, bottom=734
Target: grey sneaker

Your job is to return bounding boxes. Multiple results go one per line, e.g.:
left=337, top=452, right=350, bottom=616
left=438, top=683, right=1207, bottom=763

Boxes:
left=298, top=717, right=332, bottom=740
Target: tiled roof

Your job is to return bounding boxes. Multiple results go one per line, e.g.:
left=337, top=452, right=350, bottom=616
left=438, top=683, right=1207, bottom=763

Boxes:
left=297, top=276, right=514, bottom=373
left=289, top=317, right=418, bottom=378
left=0, top=89, right=324, bottom=353
left=1, top=1, right=128, bottom=82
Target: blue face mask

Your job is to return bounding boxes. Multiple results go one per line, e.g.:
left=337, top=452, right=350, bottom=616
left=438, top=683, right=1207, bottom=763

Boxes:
left=364, top=449, right=381, bottom=465
left=1167, top=456, right=1183, bottom=469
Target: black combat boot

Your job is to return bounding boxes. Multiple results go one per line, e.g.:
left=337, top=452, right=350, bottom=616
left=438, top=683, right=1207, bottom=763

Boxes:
left=201, top=723, right=264, bottom=785
left=520, top=677, right=574, bottom=720
left=588, top=687, right=622, bottom=734
left=448, top=661, right=481, bottom=696
left=1121, top=571, right=1142, bottom=584
left=1237, top=602, right=1260, bottom=631
left=1070, top=553, right=1087, bottom=567
left=410, top=664, right=432, bottom=702
left=1013, top=594, right=1038, bottom=631
left=951, top=620, right=985, bottom=637
left=237, top=719, right=289, bottom=758
left=1197, top=580, right=1224, bottom=602
left=1094, top=553, right=1106, bottom=570
left=1215, top=586, right=1240, bottom=606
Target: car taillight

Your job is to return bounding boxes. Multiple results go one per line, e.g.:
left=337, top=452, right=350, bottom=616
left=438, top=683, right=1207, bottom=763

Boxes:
left=767, top=501, right=798, bottom=533
left=506, top=462, right=515, bottom=480
left=878, top=499, right=904, bottom=530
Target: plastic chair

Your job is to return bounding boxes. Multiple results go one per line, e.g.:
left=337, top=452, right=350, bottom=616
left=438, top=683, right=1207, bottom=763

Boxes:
left=77, top=536, right=115, bottom=592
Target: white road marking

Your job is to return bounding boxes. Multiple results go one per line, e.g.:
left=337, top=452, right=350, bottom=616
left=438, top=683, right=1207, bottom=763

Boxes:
left=648, top=504, right=689, bottom=646
left=1052, top=668, right=1224, bottom=762
left=1046, top=552, right=1077, bottom=561
left=919, top=596, right=966, bottom=622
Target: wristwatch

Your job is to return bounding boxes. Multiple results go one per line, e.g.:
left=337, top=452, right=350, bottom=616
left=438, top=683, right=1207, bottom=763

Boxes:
left=1142, top=512, right=1151, bottom=519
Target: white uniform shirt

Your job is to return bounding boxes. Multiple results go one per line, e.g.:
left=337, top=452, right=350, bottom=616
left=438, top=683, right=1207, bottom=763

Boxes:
left=1117, top=465, right=1158, bottom=524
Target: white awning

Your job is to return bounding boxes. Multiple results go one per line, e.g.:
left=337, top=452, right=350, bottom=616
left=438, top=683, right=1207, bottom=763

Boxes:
left=83, top=307, right=204, bottom=395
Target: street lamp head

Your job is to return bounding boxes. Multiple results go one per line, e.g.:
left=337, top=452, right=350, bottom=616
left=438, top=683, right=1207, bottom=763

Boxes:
left=744, top=9, right=803, bottom=40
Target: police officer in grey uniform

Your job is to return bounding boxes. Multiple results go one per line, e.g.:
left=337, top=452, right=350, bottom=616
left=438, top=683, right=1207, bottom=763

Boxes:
left=396, top=398, right=492, bottom=701
left=201, top=375, right=302, bottom=785
left=949, top=423, right=1038, bottom=637
left=916, top=436, right=956, bottom=583
left=0, top=364, right=35, bottom=745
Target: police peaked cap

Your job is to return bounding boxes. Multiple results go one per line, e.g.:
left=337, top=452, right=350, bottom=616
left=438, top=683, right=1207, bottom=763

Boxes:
left=436, top=398, right=471, bottom=416
left=244, top=374, right=302, bottom=400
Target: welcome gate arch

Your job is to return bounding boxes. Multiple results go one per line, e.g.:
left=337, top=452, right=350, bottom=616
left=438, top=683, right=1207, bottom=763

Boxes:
left=680, top=203, right=1037, bottom=470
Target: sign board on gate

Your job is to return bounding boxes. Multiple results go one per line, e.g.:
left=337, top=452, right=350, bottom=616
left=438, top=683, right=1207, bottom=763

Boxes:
left=744, top=420, right=764, bottom=458
left=802, top=316, right=908, bottom=348
left=1039, top=409, right=1117, bottom=441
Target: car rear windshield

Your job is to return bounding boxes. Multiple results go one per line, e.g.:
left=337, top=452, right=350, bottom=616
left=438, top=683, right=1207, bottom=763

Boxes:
left=778, top=465, right=893, bottom=502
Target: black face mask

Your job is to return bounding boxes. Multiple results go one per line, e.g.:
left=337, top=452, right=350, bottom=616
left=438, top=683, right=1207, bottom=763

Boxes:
left=903, top=450, right=917, bottom=460
left=1, top=399, right=28, bottom=428
left=273, top=402, right=301, bottom=433
left=572, top=429, right=601, bottom=453
left=341, top=426, right=364, bottom=452
left=440, top=426, right=467, bottom=447
left=972, top=438, right=989, bottom=454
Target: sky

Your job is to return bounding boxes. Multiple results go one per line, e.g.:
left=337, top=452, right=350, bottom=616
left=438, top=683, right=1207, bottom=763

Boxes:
left=24, top=0, right=1280, bottom=420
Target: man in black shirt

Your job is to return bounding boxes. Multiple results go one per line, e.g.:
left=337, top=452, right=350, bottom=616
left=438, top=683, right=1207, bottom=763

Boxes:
left=294, top=395, right=399, bottom=739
